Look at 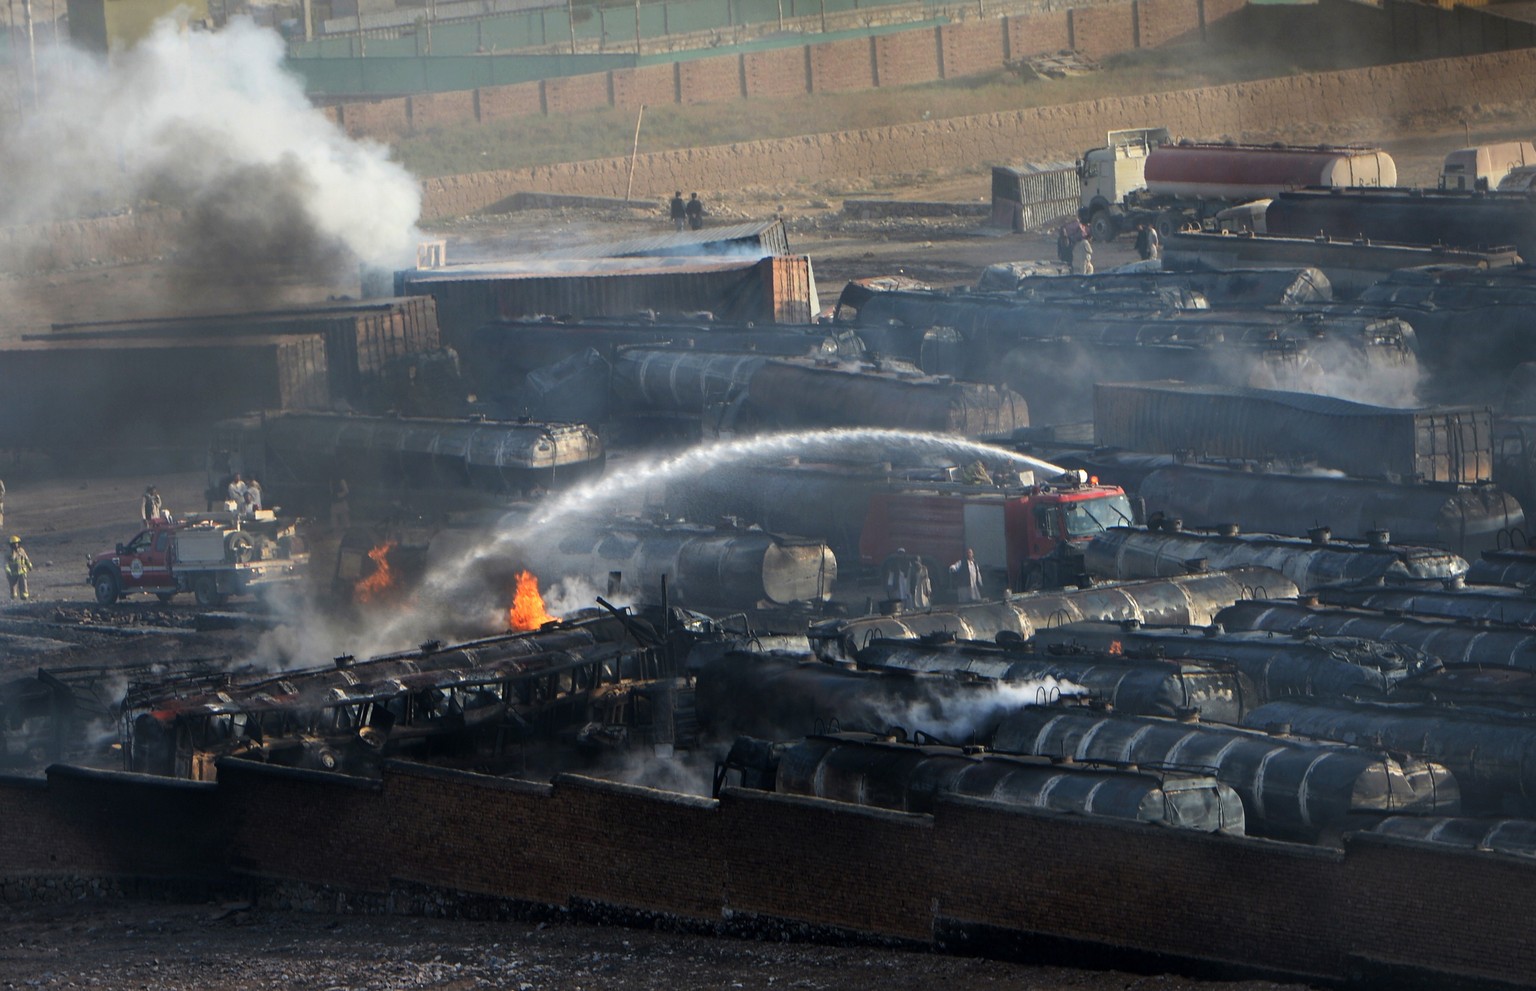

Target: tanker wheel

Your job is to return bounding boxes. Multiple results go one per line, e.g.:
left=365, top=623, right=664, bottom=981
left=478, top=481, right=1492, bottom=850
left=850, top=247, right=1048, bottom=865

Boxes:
left=1089, top=208, right=1117, bottom=243
left=1154, top=211, right=1184, bottom=240
left=92, top=570, right=120, bottom=606
left=193, top=575, right=227, bottom=608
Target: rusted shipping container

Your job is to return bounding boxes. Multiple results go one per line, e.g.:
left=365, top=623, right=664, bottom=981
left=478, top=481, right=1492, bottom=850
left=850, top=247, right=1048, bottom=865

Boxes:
left=398, top=256, right=819, bottom=349
left=41, top=297, right=440, bottom=406
left=1094, top=381, right=1493, bottom=483
left=0, top=335, right=329, bottom=455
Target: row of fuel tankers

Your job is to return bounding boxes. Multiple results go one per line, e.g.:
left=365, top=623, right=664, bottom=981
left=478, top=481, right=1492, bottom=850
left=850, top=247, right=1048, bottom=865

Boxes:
left=696, top=519, right=1536, bottom=856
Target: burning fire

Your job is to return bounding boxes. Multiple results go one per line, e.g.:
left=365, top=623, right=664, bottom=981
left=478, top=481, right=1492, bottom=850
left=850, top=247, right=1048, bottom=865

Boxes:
left=354, top=541, right=397, bottom=603
left=508, top=570, right=555, bottom=631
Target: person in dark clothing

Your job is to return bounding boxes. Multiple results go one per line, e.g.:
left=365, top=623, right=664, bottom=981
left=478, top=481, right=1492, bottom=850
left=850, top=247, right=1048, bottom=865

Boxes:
left=668, top=191, right=686, bottom=232
left=685, top=192, right=704, bottom=231
left=1134, top=221, right=1161, bottom=261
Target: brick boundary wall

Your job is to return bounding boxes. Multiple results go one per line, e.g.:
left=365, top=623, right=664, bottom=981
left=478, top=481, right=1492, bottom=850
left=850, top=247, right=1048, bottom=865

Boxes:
left=418, top=44, right=1536, bottom=219
left=4, top=759, right=1536, bottom=988
left=329, top=0, right=1535, bottom=142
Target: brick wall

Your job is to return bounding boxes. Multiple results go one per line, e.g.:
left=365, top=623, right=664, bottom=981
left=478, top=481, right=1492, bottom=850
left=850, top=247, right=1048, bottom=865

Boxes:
left=338, top=97, right=411, bottom=140
left=1069, top=3, right=1136, bottom=58
left=808, top=37, right=876, bottom=92
left=937, top=20, right=1008, bottom=77
left=11, top=759, right=1536, bottom=987
left=743, top=46, right=810, bottom=98
left=611, top=63, right=678, bottom=109
left=543, top=72, right=612, bottom=114
left=419, top=46, right=1536, bottom=218
left=409, top=89, right=477, bottom=130
left=477, top=80, right=545, bottom=121
left=1005, top=10, right=1070, bottom=57
left=677, top=54, right=744, bottom=104
left=1134, top=0, right=1200, bottom=48
left=873, top=28, right=940, bottom=86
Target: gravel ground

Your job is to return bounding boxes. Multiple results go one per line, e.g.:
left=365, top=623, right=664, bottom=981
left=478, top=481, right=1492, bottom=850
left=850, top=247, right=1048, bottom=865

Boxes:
left=0, top=899, right=1316, bottom=991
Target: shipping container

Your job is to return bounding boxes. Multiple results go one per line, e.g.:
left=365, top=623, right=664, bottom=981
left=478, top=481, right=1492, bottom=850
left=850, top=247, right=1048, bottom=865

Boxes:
left=548, top=219, right=792, bottom=260
left=1093, top=381, right=1493, bottom=484
left=398, top=255, right=819, bottom=349
left=40, top=297, right=441, bottom=407
left=0, top=335, right=329, bottom=458
left=988, top=162, right=1080, bottom=232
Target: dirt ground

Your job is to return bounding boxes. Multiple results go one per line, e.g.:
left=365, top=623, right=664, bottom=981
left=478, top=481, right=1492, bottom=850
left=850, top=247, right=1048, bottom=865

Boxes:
left=0, top=898, right=1317, bottom=991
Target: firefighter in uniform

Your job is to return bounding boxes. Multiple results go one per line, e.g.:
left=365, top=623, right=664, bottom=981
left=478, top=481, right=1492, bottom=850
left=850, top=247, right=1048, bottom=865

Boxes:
left=7, top=535, right=32, bottom=601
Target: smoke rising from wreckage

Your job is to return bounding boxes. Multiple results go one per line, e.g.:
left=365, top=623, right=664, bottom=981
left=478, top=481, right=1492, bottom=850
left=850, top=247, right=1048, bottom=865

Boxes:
left=9, top=18, right=1536, bottom=989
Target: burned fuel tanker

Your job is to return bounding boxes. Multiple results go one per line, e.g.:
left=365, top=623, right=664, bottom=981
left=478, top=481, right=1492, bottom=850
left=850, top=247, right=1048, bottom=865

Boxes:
left=727, top=732, right=1246, bottom=835
left=808, top=568, right=1298, bottom=660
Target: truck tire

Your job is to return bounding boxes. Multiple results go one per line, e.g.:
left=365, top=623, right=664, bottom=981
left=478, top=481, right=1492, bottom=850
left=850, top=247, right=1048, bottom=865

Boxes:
left=92, top=570, right=120, bottom=606
left=1155, top=211, right=1184, bottom=240
left=1090, top=208, right=1118, bottom=243
left=155, top=591, right=177, bottom=604
left=193, top=574, right=227, bottom=608
left=225, top=531, right=256, bottom=564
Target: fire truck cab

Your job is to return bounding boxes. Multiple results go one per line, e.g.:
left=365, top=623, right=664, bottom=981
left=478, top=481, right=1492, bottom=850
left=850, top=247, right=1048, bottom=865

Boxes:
left=860, top=471, right=1135, bottom=594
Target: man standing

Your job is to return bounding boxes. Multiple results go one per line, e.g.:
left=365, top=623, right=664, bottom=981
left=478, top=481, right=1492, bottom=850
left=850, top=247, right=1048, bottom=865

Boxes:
left=6, top=535, right=31, bottom=601
left=883, top=548, right=913, bottom=609
left=1134, top=221, right=1161, bottom=261
left=246, top=477, right=263, bottom=515
left=668, top=191, right=686, bottom=232
left=227, top=473, right=248, bottom=513
left=0, top=477, right=5, bottom=530
left=685, top=192, right=704, bottom=231
left=950, top=547, right=983, bottom=603
left=141, top=486, right=163, bottom=524
left=1071, top=232, right=1094, bottom=275
left=330, top=477, right=351, bottom=532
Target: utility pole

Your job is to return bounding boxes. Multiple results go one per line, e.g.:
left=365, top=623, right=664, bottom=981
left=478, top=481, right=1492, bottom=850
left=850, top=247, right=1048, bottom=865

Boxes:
left=20, top=0, right=35, bottom=109
left=566, top=0, right=575, bottom=53
left=633, top=0, right=640, bottom=55
left=624, top=103, right=644, bottom=202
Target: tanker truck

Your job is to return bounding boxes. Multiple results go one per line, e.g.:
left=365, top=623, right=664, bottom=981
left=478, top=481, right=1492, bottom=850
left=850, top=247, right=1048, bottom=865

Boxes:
left=1078, top=127, right=1396, bottom=242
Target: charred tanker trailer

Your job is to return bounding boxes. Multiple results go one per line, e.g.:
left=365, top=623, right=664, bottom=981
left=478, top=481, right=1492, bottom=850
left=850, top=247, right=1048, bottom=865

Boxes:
left=124, top=617, right=674, bottom=780
left=1241, top=699, right=1536, bottom=816
left=209, top=411, right=605, bottom=515
left=991, top=703, right=1458, bottom=841
left=1133, top=465, right=1523, bottom=559
left=808, top=568, right=1298, bottom=661
left=1217, top=598, right=1536, bottom=671
left=1085, top=524, right=1468, bottom=592
left=853, top=636, right=1255, bottom=723
left=1315, top=583, right=1536, bottom=628
left=764, top=732, right=1246, bottom=834
left=1266, top=187, right=1536, bottom=263
left=612, top=347, right=1029, bottom=438
left=1024, top=621, right=1426, bottom=702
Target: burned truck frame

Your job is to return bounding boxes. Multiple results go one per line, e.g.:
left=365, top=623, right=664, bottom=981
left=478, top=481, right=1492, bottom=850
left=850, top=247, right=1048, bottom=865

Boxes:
left=124, top=616, right=684, bottom=780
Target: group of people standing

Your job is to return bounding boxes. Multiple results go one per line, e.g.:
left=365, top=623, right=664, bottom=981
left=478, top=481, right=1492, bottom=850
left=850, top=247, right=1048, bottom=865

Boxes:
left=668, top=191, right=706, bottom=231
left=223, top=475, right=264, bottom=518
left=1056, top=214, right=1163, bottom=273
left=880, top=547, right=985, bottom=610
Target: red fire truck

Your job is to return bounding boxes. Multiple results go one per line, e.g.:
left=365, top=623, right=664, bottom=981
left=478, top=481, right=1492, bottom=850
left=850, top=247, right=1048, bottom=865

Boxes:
left=87, top=512, right=308, bottom=607
left=860, top=471, right=1135, bottom=593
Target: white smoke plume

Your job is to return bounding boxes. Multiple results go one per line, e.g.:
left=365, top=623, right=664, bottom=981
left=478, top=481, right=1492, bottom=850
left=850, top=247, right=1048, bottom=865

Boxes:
left=866, top=677, right=1085, bottom=745
left=0, top=18, right=420, bottom=283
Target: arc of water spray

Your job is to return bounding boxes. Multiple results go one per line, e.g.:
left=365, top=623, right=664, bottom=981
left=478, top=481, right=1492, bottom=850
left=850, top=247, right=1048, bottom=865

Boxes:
left=361, top=428, right=1068, bottom=648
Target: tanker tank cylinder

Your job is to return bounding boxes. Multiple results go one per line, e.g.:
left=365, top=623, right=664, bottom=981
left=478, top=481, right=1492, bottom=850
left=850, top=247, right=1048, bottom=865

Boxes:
left=992, top=704, right=1457, bottom=841
left=807, top=568, right=1299, bottom=661
left=774, top=733, right=1246, bottom=834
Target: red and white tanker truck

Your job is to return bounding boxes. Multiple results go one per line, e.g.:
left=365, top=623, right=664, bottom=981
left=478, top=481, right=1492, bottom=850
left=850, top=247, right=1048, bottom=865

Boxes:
left=1078, top=127, right=1397, bottom=242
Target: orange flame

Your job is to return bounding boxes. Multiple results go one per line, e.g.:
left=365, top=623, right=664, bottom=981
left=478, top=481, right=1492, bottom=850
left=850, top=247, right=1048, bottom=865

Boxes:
left=354, top=541, right=397, bottom=603
left=508, top=570, right=555, bottom=631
